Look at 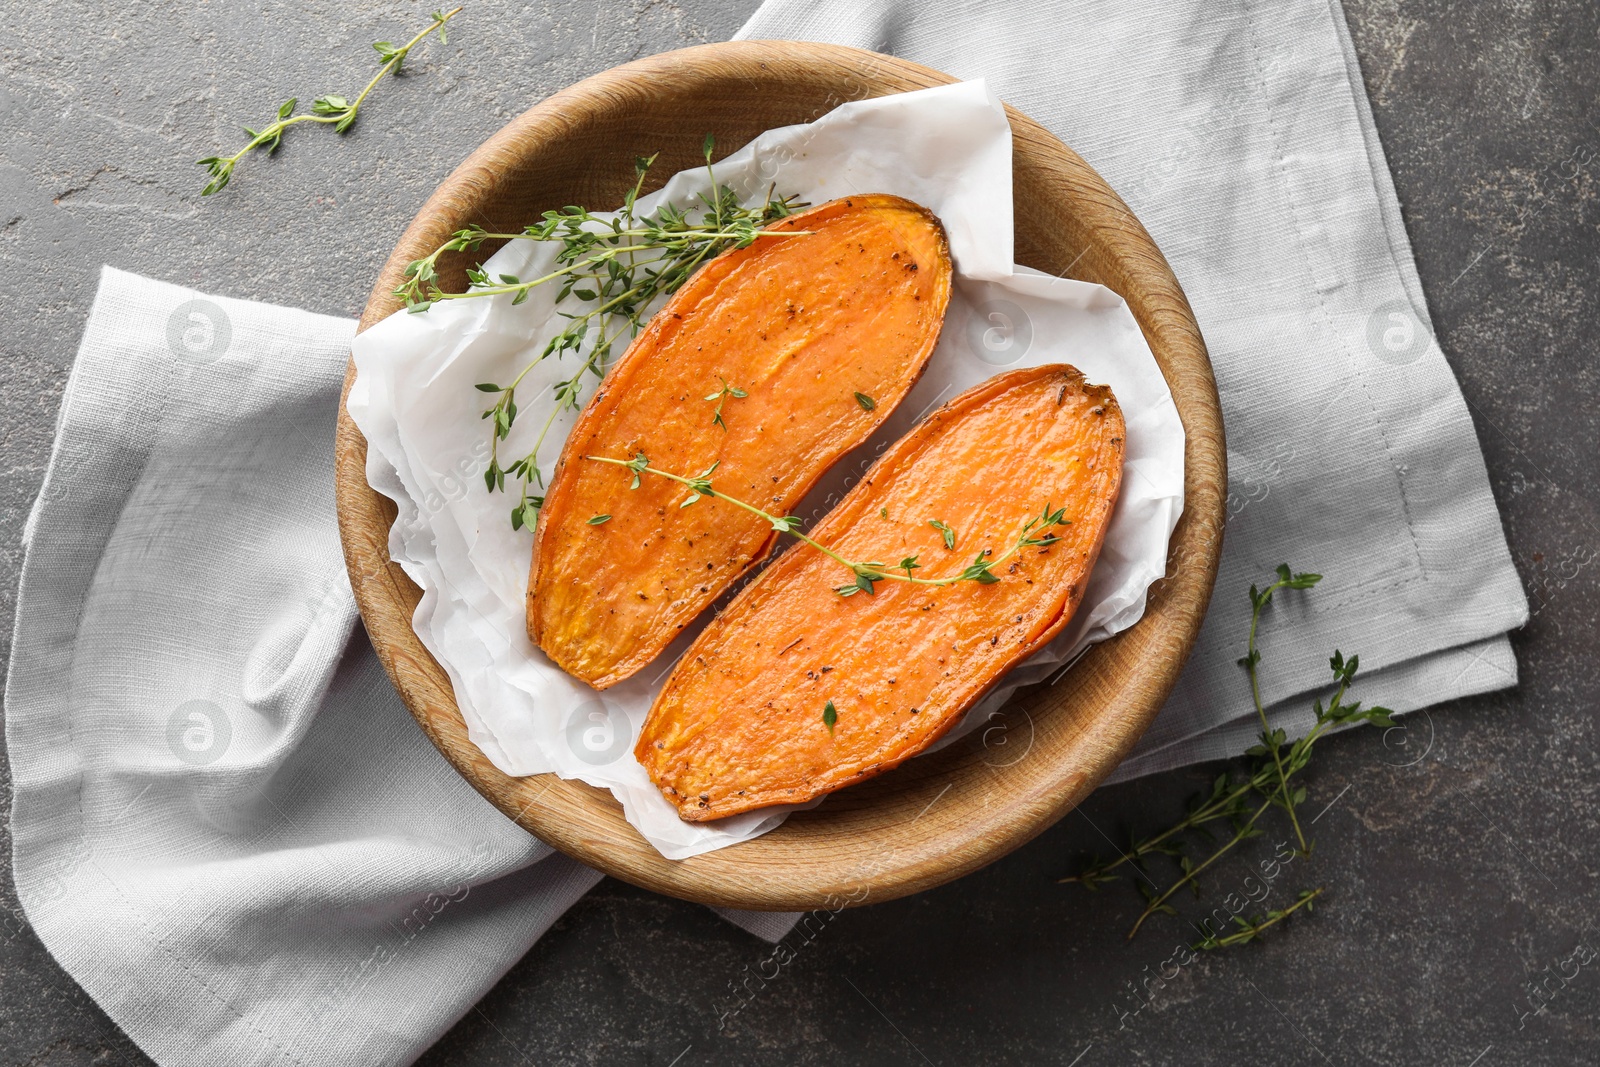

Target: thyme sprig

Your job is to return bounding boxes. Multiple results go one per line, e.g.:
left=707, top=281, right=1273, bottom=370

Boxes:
left=585, top=452, right=1071, bottom=595
left=417, top=139, right=805, bottom=531
left=1061, top=565, right=1395, bottom=946
left=1192, top=888, right=1323, bottom=951
left=197, top=8, right=460, bottom=195
left=1243, top=567, right=1322, bottom=855
left=705, top=376, right=748, bottom=431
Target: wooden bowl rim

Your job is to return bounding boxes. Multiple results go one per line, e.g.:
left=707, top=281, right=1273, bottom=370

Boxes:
left=335, top=40, right=1226, bottom=911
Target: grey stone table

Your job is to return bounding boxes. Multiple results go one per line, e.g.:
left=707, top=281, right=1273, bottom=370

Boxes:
left=2, top=1, right=1596, bottom=1063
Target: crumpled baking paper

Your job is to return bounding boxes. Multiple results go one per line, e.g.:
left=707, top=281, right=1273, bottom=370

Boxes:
left=347, top=80, right=1184, bottom=859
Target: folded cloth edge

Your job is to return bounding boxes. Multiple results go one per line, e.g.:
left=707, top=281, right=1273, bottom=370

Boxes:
left=6, top=265, right=798, bottom=1067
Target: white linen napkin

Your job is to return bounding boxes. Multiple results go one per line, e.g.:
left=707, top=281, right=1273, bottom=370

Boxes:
left=4, top=267, right=796, bottom=1067
left=734, top=0, right=1528, bottom=776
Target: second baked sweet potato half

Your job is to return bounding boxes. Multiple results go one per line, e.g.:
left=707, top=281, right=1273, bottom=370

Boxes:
left=636, top=364, right=1126, bottom=821
left=529, top=193, right=951, bottom=689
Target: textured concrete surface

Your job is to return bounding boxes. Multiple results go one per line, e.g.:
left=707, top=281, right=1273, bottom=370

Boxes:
left=2, top=1, right=1597, bottom=1064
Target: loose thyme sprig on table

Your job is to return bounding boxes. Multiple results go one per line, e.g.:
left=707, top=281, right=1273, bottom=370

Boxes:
left=585, top=452, right=1071, bottom=595
left=409, top=138, right=806, bottom=531
left=1191, top=889, right=1324, bottom=950
left=197, top=8, right=461, bottom=195
left=1060, top=565, right=1395, bottom=947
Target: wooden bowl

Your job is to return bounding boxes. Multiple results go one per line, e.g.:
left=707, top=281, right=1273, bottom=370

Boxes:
left=335, top=41, right=1225, bottom=911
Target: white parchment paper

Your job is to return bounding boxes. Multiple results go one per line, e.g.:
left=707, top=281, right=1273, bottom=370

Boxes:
left=347, top=81, right=1185, bottom=859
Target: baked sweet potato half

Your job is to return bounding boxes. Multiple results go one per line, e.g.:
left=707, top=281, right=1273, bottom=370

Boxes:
left=637, top=364, right=1125, bottom=821
left=530, top=194, right=952, bottom=688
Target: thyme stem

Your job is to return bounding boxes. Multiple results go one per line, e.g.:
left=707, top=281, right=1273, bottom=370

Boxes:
left=1246, top=574, right=1311, bottom=856
left=1057, top=769, right=1269, bottom=884
left=1193, top=888, right=1324, bottom=950
left=197, top=8, right=461, bottom=195
left=584, top=454, right=1069, bottom=594
left=1126, top=796, right=1274, bottom=939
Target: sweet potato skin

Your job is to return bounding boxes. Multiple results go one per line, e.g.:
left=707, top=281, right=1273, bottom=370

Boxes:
left=637, top=364, right=1125, bottom=821
left=529, top=194, right=952, bottom=689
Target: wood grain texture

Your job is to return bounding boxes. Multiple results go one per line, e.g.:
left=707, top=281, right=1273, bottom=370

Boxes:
left=334, top=41, right=1226, bottom=911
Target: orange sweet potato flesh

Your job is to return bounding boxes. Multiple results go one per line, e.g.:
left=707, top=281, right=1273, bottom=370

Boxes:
left=529, top=194, right=951, bottom=689
left=637, top=365, right=1125, bottom=821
